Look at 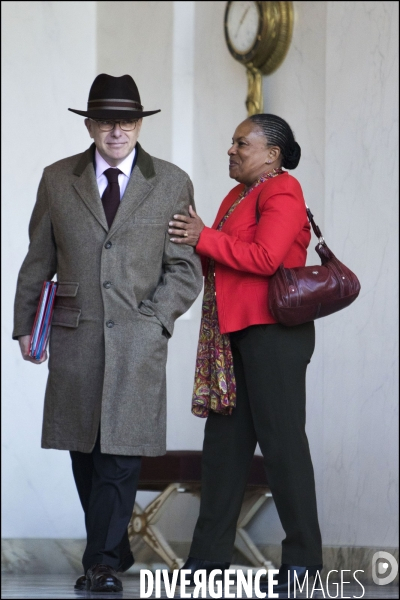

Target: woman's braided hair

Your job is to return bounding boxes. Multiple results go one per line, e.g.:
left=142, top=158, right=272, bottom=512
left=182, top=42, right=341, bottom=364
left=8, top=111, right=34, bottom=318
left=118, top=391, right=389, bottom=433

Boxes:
left=248, top=113, right=301, bottom=170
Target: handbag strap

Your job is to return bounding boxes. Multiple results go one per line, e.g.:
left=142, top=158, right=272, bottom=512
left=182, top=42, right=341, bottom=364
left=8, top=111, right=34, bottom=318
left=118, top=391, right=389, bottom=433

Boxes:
left=305, top=206, right=325, bottom=243
left=255, top=199, right=326, bottom=244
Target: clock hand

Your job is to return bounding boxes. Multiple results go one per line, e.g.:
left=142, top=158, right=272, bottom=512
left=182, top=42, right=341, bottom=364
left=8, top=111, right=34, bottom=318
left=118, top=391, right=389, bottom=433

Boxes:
left=234, top=6, right=251, bottom=38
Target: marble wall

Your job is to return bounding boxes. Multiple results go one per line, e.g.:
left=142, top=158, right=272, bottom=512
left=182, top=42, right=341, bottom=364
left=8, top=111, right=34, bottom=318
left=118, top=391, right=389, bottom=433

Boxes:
left=2, top=0, right=398, bottom=561
left=322, top=0, right=399, bottom=548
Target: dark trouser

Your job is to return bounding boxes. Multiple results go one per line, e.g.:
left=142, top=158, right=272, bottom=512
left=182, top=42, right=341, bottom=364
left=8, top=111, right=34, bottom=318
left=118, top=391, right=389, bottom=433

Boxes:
left=70, top=432, right=141, bottom=573
left=190, top=322, right=322, bottom=566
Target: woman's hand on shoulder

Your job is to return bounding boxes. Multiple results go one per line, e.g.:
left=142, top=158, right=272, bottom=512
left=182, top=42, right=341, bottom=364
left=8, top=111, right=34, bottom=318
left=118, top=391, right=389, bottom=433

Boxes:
left=168, top=205, right=205, bottom=247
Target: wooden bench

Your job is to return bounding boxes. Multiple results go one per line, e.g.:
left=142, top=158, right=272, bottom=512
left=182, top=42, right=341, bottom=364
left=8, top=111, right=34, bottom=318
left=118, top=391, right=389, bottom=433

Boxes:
left=128, top=451, right=275, bottom=571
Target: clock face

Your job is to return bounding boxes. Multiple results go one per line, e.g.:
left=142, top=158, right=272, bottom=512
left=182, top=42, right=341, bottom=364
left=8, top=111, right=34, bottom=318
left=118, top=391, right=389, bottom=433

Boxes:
left=226, top=1, right=260, bottom=54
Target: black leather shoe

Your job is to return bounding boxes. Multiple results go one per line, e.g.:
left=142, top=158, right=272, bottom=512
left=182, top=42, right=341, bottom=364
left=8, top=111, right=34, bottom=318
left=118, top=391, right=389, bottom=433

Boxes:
left=259, top=563, right=323, bottom=595
left=86, top=563, right=123, bottom=592
left=169, top=556, right=230, bottom=586
left=74, top=575, right=87, bottom=591
left=74, top=552, right=134, bottom=590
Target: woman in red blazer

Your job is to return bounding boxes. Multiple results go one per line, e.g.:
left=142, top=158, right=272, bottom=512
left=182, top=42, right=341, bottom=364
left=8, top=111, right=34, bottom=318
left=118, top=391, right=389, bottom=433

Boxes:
left=169, top=114, right=322, bottom=594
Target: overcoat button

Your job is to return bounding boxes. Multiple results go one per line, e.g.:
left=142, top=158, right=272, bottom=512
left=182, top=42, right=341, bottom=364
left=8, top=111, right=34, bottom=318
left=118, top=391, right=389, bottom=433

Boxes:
left=103, top=281, right=112, bottom=289
left=105, top=242, right=112, bottom=249
left=106, top=320, right=114, bottom=328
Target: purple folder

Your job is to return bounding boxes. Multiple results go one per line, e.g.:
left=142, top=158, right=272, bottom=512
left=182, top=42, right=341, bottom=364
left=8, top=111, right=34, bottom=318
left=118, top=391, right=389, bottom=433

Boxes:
left=29, top=281, right=58, bottom=360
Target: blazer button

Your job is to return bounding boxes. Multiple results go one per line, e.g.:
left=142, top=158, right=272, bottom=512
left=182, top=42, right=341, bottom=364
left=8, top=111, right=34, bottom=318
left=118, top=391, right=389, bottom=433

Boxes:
left=105, top=241, right=112, bottom=249
left=103, top=281, right=112, bottom=289
left=106, top=320, right=114, bottom=328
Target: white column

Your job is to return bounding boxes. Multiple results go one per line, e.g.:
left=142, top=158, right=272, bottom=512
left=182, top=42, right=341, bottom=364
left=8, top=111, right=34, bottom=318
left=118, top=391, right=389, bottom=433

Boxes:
left=172, top=1, right=195, bottom=319
left=171, top=1, right=195, bottom=178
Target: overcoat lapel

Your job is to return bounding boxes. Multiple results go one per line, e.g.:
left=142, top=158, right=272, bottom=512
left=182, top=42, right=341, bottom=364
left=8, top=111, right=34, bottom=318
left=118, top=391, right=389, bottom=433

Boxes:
left=73, top=143, right=156, bottom=237
left=108, top=143, right=155, bottom=238
left=73, top=145, right=109, bottom=232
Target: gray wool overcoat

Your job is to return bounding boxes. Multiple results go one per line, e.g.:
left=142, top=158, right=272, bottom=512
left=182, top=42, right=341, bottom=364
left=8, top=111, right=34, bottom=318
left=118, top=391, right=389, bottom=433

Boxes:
left=13, top=143, right=203, bottom=456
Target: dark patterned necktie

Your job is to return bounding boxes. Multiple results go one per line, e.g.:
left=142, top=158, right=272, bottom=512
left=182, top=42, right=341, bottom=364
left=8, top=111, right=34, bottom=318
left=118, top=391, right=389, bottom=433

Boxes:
left=102, top=168, right=123, bottom=227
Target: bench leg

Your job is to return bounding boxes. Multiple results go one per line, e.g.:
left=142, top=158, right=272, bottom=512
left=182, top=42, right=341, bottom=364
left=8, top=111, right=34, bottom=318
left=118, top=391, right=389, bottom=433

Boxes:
left=128, top=485, right=275, bottom=572
left=234, top=490, right=276, bottom=570
left=128, top=483, right=184, bottom=571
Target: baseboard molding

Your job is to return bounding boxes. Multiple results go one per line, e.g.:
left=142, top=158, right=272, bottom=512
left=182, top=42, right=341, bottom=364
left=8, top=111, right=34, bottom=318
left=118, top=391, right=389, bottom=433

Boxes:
left=1, top=539, right=398, bottom=585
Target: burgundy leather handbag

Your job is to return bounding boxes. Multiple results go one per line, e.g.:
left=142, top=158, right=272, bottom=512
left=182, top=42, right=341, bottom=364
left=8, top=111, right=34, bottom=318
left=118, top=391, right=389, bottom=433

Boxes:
left=257, top=204, right=361, bottom=326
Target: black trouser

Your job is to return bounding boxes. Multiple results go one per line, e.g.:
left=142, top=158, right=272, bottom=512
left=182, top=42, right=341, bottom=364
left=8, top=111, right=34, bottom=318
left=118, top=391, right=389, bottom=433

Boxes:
left=70, top=432, right=141, bottom=573
left=190, top=322, right=322, bottom=566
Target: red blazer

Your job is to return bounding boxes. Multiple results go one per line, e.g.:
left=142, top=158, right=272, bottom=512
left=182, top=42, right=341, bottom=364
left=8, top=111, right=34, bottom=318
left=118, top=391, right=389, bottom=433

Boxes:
left=196, top=172, right=311, bottom=334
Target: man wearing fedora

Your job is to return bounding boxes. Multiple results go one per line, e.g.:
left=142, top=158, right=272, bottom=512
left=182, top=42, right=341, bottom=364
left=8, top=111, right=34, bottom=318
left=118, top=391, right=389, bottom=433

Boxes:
left=13, top=74, right=203, bottom=593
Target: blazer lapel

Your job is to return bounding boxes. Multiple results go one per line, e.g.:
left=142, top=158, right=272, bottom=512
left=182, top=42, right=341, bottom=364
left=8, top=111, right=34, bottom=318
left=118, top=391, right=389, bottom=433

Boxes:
left=73, top=145, right=108, bottom=232
left=212, top=184, right=244, bottom=229
left=212, top=180, right=272, bottom=231
left=107, top=143, right=155, bottom=238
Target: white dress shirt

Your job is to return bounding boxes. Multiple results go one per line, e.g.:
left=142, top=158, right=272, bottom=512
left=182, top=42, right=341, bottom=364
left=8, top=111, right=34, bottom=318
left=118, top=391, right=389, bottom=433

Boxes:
left=95, top=147, right=136, bottom=199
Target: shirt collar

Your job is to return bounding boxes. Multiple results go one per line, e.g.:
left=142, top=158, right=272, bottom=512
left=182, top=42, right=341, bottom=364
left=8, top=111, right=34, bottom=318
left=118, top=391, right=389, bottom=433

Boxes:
left=95, top=146, right=136, bottom=179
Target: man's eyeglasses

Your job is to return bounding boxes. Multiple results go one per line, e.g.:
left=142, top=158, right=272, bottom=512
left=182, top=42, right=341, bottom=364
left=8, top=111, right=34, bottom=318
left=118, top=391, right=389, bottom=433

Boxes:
left=90, top=118, right=139, bottom=132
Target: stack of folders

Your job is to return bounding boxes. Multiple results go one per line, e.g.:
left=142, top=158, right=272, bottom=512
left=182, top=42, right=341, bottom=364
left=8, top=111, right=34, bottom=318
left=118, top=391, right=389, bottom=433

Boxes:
left=29, top=281, right=58, bottom=360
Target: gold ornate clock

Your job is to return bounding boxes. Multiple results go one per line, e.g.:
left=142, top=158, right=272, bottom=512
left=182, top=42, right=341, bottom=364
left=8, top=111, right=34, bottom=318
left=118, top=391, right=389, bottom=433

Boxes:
left=224, top=1, right=294, bottom=115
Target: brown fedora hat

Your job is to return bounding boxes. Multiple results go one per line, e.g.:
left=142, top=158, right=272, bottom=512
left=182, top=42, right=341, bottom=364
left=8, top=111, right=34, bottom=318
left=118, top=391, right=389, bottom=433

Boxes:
left=68, top=73, right=161, bottom=119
